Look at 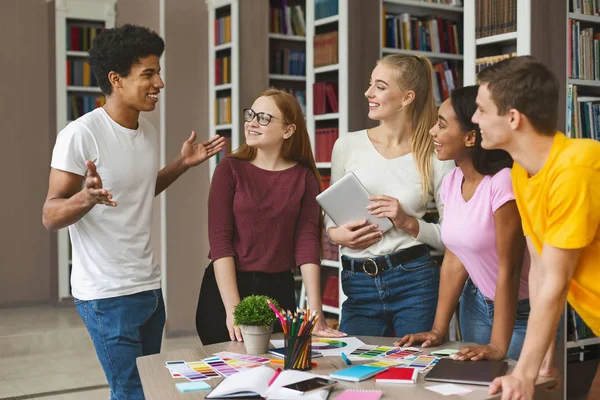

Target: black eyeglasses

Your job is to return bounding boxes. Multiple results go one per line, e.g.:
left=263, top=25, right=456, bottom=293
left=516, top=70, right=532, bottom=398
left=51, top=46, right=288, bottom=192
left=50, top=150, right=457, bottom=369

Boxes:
left=243, top=108, right=283, bottom=126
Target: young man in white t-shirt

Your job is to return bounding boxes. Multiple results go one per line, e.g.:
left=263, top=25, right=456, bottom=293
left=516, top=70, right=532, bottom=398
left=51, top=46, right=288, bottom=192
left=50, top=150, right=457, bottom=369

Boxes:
left=42, top=24, right=224, bottom=400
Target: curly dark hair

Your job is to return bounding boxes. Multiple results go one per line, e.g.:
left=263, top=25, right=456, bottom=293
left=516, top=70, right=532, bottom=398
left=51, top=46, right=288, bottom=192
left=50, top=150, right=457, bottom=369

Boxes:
left=88, top=24, right=165, bottom=95
left=450, top=85, right=513, bottom=176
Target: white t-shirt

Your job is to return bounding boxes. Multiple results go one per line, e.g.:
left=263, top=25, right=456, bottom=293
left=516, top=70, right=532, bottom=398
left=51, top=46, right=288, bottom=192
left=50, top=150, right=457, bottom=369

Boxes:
left=51, top=107, right=161, bottom=300
left=325, top=129, right=454, bottom=259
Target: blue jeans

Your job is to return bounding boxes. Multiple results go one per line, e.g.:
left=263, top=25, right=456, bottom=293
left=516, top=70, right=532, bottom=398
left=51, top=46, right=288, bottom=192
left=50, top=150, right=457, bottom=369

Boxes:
left=339, top=251, right=440, bottom=337
left=459, top=278, right=529, bottom=360
left=74, top=289, right=165, bottom=400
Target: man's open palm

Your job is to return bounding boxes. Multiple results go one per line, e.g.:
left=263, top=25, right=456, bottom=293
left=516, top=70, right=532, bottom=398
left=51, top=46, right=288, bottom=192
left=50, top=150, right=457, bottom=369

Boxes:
left=180, top=132, right=226, bottom=168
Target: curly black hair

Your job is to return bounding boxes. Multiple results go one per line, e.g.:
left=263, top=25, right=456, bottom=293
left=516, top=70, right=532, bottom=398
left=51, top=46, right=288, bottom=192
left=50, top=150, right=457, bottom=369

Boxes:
left=450, top=85, right=513, bottom=176
left=88, top=24, right=165, bottom=95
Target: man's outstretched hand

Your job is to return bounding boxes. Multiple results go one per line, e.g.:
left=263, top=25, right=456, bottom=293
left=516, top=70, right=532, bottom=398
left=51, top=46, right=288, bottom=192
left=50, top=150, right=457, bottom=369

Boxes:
left=85, top=160, right=116, bottom=207
left=180, top=132, right=226, bottom=169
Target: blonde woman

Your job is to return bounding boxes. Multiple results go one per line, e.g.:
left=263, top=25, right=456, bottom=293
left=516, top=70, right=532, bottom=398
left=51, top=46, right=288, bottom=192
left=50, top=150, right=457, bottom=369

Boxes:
left=326, top=55, right=454, bottom=336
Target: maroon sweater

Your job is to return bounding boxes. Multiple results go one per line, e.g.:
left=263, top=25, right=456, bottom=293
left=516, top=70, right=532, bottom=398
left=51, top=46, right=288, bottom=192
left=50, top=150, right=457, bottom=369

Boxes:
left=208, top=158, right=321, bottom=273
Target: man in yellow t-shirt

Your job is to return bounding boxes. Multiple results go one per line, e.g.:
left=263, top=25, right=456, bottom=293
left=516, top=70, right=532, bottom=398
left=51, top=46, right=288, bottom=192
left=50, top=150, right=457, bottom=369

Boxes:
left=472, top=56, right=600, bottom=400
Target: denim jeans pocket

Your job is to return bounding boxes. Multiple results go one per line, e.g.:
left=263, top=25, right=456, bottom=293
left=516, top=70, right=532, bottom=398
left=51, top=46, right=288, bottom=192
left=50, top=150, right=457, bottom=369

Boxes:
left=399, top=254, right=434, bottom=272
left=340, top=269, right=354, bottom=283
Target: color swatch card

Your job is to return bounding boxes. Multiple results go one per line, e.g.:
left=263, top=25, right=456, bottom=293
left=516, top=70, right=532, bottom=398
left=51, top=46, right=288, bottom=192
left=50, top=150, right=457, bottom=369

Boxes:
left=348, top=345, right=394, bottom=360
left=166, top=361, right=210, bottom=381
left=334, top=389, right=383, bottom=400
left=203, top=356, right=240, bottom=377
left=186, top=361, right=221, bottom=379
left=214, top=351, right=270, bottom=364
left=384, top=347, right=422, bottom=359
left=401, top=355, right=439, bottom=372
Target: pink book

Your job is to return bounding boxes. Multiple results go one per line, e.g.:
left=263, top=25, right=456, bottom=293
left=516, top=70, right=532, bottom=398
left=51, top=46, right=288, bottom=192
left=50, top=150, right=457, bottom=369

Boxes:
left=334, top=390, right=383, bottom=400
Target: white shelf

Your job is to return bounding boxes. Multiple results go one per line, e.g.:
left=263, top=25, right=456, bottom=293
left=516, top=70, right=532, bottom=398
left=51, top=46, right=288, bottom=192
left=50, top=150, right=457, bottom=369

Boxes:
left=215, top=123, right=233, bottom=130
left=269, top=74, right=306, bottom=82
left=567, top=337, right=600, bottom=349
left=316, top=162, right=332, bottom=168
left=383, top=0, right=463, bottom=13
left=321, top=259, right=340, bottom=268
left=314, top=112, right=339, bottom=121
left=314, top=64, right=339, bottom=74
left=322, top=305, right=340, bottom=314
left=568, top=78, right=600, bottom=88
left=214, top=42, right=232, bottom=51
left=66, top=50, right=89, bottom=57
left=67, top=86, right=102, bottom=93
left=569, top=12, right=600, bottom=24
left=476, top=32, right=518, bottom=46
left=268, top=33, right=306, bottom=41
left=382, top=47, right=464, bottom=61
left=314, top=15, right=339, bottom=26
left=215, top=83, right=233, bottom=91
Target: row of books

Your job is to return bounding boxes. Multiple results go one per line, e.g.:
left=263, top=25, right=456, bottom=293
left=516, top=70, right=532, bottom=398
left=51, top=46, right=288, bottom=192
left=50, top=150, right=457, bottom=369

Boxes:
left=66, top=60, right=97, bottom=87
left=475, top=53, right=516, bottom=74
left=418, top=0, right=463, bottom=4
left=313, top=82, right=338, bottom=114
left=314, top=31, right=338, bottom=67
left=214, top=96, right=232, bottom=125
left=321, top=227, right=340, bottom=264
left=215, top=136, right=233, bottom=164
left=214, top=15, right=232, bottom=46
left=67, top=95, right=105, bottom=121
left=567, top=304, right=598, bottom=342
left=315, top=128, right=339, bottom=163
left=383, top=14, right=462, bottom=55
left=432, top=62, right=460, bottom=104
left=571, top=0, right=600, bottom=15
left=66, top=25, right=103, bottom=52
left=269, top=2, right=306, bottom=36
left=475, top=0, right=516, bottom=39
left=322, top=275, right=339, bottom=308
left=270, top=49, right=306, bottom=76
left=569, top=20, right=600, bottom=81
left=567, top=84, right=600, bottom=140
left=315, top=0, right=338, bottom=20
left=215, top=56, right=231, bottom=85
left=270, top=87, right=307, bottom=115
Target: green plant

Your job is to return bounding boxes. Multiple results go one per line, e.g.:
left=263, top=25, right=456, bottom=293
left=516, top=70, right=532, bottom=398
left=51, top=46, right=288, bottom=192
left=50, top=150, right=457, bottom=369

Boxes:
left=233, top=295, right=280, bottom=328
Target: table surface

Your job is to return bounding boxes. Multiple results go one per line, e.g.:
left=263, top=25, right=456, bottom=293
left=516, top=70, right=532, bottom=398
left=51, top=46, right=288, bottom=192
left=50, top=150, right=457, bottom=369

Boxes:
left=137, top=335, right=554, bottom=399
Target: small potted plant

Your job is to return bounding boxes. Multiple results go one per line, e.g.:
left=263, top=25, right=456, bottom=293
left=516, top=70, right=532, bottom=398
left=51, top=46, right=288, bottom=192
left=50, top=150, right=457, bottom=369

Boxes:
left=234, top=295, right=280, bottom=355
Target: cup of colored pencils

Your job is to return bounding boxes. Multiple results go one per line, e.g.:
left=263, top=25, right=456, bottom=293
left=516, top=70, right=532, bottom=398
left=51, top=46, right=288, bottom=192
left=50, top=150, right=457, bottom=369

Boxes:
left=267, top=300, right=318, bottom=371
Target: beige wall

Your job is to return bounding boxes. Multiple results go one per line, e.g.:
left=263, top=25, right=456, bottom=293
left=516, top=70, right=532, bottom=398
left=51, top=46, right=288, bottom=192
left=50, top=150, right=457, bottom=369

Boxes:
left=0, top=0, right=55, bottom=304
left=162, top=0, right=211, bottom=336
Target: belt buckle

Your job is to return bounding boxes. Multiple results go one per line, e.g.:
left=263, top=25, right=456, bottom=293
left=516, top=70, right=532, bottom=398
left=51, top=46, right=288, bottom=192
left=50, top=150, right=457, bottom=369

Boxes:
left=362, top=258, right=379, bottom=277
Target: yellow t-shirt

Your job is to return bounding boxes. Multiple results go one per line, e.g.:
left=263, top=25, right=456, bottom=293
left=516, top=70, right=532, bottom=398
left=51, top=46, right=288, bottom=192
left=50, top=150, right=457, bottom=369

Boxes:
left=512, top=132, right=600, bottom=336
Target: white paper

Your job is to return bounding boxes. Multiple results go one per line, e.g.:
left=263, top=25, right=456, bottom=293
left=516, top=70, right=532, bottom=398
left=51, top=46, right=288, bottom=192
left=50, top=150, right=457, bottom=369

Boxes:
left=425, top=383, right=473, bottom=396
left=206, top=366, right=273, bottom=398
left=270, top=337, right=366, bottom=357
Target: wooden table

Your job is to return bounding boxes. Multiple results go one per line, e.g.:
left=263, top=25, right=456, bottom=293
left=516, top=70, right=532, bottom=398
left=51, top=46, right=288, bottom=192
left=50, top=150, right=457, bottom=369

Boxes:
left=137, top=335, right=555, bottom=399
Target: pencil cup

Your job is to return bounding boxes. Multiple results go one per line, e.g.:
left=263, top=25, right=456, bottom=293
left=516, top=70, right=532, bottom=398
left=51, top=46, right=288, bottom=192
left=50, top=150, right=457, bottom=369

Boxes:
left=284, top=334, right=312, bottom=371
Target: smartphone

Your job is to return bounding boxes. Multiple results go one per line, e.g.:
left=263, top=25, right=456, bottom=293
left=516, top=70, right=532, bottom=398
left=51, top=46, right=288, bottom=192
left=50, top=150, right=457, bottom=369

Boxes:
left=283, top=377, right=338, bottom=394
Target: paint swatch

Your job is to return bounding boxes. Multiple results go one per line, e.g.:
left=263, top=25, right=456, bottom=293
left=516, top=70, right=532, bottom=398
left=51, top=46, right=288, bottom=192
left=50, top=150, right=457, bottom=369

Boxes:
left=203, top=356, right=241, bottom=377
left=214, top=351, right=270, bottom=364
left=402, top=355, right=439, bottom=371
left=165, top=361, right=209, bottom=381
left=186, top=361, right=221, bottom=379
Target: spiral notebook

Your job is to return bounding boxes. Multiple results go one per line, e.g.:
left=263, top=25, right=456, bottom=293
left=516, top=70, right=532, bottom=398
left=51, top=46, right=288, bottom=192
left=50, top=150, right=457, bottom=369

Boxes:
left=334, top=390, right=383, bottom=400
left=329, top=365, right=387, bottom=382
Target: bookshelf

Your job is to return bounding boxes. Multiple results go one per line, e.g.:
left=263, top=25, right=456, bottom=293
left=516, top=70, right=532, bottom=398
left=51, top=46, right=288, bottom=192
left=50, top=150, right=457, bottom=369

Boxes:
left=208, top=0, right=239, bottom=178
left=300, top=0, right=380, bottom=319
left=268, top=1, right=307, bottom=114
left=54, top=0, right=116, bottom=300
left=380, top=0, right=465, bottom=105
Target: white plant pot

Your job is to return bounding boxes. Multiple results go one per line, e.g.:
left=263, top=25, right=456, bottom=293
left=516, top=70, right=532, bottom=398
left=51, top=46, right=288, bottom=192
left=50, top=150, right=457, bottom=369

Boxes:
left=239, top=324, right=273, bottom=355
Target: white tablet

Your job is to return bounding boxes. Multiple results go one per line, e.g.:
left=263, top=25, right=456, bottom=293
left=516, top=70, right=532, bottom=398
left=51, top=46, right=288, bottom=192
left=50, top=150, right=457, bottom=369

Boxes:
left=316, top=172, right=394, bottom=232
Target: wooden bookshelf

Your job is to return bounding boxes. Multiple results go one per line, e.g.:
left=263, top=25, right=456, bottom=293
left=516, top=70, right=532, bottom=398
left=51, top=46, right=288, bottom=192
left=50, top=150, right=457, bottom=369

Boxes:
left=54, top=0, right=116, bottom=301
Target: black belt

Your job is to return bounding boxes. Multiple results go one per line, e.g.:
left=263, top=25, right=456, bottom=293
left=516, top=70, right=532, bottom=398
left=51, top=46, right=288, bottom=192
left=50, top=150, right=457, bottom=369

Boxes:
left=341, top=244, right=429, bottom=277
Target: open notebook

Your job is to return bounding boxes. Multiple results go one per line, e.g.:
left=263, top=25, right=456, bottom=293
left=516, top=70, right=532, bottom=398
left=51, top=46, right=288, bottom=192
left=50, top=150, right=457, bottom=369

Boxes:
left=206, top=366, right=330, bottom=400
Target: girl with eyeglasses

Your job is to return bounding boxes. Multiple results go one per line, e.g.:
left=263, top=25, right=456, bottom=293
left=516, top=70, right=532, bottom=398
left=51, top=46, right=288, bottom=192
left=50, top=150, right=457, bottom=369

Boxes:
left=325, top=54, right=454, bottom=337
left=196, top=89, right=345, bottom=344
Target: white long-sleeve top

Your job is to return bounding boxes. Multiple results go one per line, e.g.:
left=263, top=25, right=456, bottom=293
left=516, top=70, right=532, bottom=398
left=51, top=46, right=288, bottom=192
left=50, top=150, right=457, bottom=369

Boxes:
left=325, top=129, right=455, bottom=259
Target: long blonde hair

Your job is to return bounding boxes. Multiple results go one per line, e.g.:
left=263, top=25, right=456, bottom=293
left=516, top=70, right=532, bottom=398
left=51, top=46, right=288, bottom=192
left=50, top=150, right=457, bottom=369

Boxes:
left=378, top=54, right=437, bottom=200
left=229, top=89, right=323, bottom=243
